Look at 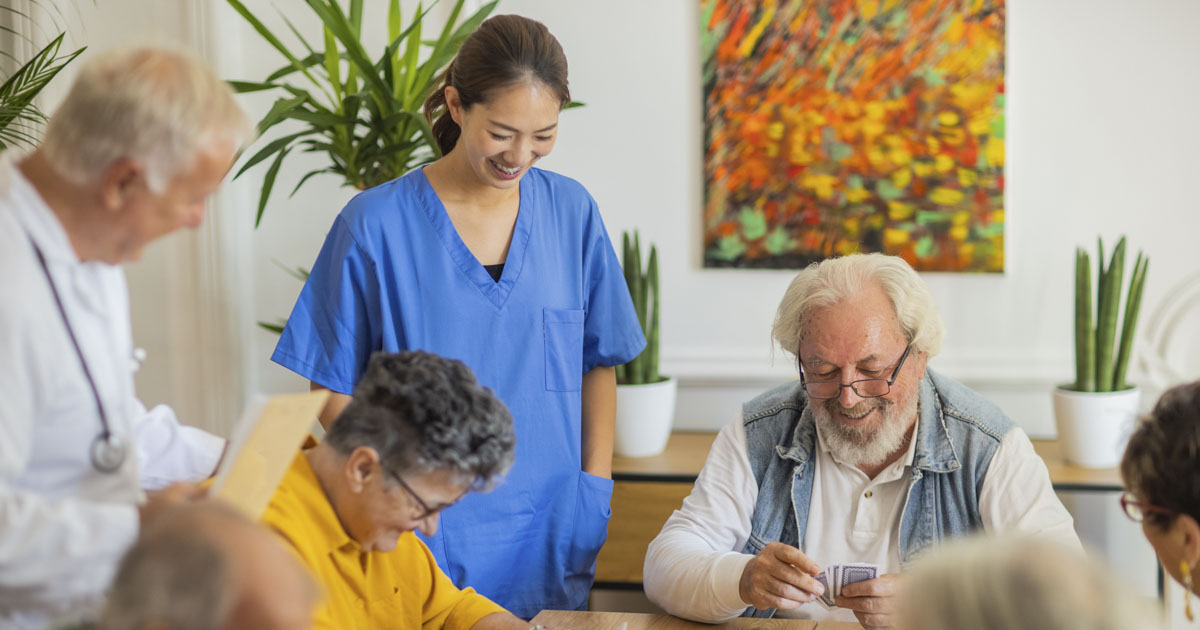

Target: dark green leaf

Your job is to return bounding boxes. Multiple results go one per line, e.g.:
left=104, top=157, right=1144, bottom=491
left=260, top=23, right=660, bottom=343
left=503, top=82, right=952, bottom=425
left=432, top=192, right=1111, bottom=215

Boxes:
left=288, top=168, right=336, bottom=197
left=257, top=321, right=286, bottom=334
left=265, top=52, right=326, bottom=83
left=234, top=130, right=313, bottom=179
left=226, top=0, right=326, bottom=93
left=304, top=0, right=394, bottom=110
left=256, top=94, right=309, bottom=133
left=255, top=146, right=293, bottom=227
left=287, top=108, right=354, bottom=127
left=228, top=79, right=283, bottom=93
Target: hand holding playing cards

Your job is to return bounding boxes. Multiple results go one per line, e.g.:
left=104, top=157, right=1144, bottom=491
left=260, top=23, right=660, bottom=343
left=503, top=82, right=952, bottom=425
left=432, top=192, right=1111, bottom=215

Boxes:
left=835, top=572, right=903, bottom=629
left=737, top=542, right=826, bottom=611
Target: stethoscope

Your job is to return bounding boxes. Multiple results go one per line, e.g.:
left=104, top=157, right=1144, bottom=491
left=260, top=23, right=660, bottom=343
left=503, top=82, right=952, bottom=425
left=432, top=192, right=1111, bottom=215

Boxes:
left=27, top=235, right=128, bottom=473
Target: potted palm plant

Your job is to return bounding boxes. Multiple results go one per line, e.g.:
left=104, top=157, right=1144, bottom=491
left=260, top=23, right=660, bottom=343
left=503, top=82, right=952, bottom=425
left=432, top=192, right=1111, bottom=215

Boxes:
left=614, top=231, right=676, bottom=457
left=225, top=0, right=497, bottom=332
left=1053, top=236, right=1149, bottom=468
left=226, top=0, right=497, bottom=226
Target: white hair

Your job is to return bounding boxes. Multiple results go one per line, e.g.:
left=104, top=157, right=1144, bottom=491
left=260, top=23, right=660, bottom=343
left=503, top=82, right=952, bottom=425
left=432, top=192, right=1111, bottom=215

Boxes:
left=40, top=45, right=252, bottom=192
left=772, top=253, right=945, bottom=359
left=900, top=536, right=1161, bottom=630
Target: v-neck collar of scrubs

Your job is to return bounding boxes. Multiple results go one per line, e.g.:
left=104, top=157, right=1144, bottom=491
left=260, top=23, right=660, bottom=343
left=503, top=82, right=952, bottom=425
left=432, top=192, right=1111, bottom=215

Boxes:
left=414, top=167, right=533, bottom=310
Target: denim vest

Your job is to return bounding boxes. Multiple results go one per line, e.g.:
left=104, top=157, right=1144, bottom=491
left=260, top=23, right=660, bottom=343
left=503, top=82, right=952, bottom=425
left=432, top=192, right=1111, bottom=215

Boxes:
left=738, top=368, right=1014, bottom=618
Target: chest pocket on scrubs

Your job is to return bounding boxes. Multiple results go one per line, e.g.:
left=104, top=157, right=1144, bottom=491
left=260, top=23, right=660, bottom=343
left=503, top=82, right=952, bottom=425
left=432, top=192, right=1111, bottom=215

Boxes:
left=543, top=307, right=585, bottom=391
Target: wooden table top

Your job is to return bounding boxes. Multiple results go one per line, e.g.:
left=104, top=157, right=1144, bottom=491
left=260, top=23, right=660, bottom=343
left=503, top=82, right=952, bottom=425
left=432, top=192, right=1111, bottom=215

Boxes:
left=612, top=432, right=1123, bottom=492
left=531, top=610, right=862, bottom=630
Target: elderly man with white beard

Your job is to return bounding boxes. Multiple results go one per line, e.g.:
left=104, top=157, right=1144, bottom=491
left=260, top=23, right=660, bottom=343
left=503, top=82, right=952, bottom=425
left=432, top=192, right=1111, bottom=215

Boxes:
left=642, top=254, right=1080, bottom=630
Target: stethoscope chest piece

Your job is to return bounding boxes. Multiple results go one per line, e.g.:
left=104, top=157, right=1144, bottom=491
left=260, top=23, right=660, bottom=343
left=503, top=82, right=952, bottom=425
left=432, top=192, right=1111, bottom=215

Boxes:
left=27, top=233, right=128, bottom=474
left=90, top=433, right=127, bottom=473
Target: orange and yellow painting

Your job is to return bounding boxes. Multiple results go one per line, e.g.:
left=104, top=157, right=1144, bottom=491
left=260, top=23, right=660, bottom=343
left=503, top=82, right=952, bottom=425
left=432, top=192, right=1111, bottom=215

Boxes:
left=702, top=0, right=1005, bottom=271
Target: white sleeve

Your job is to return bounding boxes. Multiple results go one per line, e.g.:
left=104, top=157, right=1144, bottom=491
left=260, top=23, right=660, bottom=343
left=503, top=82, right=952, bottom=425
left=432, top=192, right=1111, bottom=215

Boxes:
left=0, top=293, right=139, bottom=607
left=134, top=402, right=226, bottom=490
left=979, top=427, right=1082, bottom=550
left=643, top=418, right=758, bottom=622
left=0, top=484, right=139, bottom=608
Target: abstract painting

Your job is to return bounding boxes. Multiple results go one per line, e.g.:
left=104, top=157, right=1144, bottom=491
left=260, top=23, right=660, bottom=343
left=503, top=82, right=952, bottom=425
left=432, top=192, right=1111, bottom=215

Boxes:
left=702, top=0, right=1005, bottom=271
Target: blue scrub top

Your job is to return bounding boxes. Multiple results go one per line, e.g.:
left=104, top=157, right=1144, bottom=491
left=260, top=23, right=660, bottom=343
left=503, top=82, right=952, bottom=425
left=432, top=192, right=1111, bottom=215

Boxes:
left=272, top=167, right=645, bottom=616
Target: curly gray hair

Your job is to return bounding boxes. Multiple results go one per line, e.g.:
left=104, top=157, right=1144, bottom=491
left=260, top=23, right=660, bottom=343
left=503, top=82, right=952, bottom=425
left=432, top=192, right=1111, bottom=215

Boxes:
left=772, top=253, right=945, bottom=359
left=325, top=351, right=516, bottom=489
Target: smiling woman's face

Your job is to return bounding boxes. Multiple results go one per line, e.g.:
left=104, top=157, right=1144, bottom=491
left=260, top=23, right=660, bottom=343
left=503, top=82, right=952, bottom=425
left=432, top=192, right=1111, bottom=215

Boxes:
left=447, top=80, right=561, bottom=191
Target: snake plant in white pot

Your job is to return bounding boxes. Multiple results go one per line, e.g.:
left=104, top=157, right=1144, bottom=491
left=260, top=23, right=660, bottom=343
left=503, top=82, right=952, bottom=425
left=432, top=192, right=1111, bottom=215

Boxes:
left=614, top=231, right=676, bottom=458
left=1053, top=236, right=1149, bottom=468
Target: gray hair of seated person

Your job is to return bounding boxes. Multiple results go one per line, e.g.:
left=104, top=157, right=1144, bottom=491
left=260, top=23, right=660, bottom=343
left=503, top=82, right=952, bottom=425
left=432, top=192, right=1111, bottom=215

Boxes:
left=899, top=536, right=1160, bottom=630
left=99, top=507, right=239, bottom=630
left=325, top=351, right=516, bottom=489
left=772, top=253, right=945, bottom=359
left=40, top=45, right=252, bottom=193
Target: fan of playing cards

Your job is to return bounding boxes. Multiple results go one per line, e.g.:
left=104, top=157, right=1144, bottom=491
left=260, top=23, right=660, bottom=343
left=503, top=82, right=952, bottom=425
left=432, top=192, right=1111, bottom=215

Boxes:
left=814, top=563, right=880, bottom=609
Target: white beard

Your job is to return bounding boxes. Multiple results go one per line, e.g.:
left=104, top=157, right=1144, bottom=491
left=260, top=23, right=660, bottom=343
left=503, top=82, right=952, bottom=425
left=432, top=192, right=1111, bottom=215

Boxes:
left=812, top=393, right=919, bottom=469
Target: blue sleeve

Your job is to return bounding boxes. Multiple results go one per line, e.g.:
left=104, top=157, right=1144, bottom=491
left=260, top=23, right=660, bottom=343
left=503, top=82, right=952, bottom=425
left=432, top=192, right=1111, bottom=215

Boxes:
left=580, top=196, right=647, bottom=373
left=271, top=215, right=382, bottom=394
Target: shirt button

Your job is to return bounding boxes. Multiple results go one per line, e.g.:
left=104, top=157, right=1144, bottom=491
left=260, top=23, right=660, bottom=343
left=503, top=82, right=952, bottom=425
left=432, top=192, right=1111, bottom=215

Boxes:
left=864, top=490, right=873, bottom=498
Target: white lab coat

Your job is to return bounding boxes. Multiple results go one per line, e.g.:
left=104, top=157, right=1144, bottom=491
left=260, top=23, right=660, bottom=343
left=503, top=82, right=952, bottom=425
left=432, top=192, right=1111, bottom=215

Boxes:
left=0, top=158, right=226, bottom=629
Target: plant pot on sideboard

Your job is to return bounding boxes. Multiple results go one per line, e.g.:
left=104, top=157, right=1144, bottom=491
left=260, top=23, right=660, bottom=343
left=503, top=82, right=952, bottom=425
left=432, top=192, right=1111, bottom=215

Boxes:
left=1052, top=386, right=1141, bottom=469
left=614, top=377, right=677, bottom=458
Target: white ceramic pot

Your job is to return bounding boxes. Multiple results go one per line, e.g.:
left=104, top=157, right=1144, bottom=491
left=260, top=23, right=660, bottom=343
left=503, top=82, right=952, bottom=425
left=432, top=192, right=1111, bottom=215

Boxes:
left=614, top=377, right=677, bottom=458
left=1052, top=386, right=1141, bottom=468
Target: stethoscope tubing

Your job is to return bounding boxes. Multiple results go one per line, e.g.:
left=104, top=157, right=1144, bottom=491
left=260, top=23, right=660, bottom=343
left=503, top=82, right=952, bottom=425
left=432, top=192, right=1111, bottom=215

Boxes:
left=26, top=233, right=126, bottom=473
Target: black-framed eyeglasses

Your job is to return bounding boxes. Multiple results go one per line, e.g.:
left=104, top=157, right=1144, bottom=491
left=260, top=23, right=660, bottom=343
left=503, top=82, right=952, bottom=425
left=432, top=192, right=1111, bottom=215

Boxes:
left=1119, top=492, right=1173, bottom=523
left=386, top=470, right=467, bottom=521
left=798, top=345, right=913, bottom=400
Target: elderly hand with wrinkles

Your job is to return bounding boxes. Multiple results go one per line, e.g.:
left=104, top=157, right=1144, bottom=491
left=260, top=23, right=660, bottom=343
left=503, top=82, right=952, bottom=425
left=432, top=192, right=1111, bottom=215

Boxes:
left=836, top=573, right=904, bottom=629
left=737, top=542, right=827, bottom=611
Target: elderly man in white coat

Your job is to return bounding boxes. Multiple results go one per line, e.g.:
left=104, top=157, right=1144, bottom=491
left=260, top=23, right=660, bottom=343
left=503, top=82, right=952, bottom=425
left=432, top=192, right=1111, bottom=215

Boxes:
left=0, top=47, right=251, bottom=628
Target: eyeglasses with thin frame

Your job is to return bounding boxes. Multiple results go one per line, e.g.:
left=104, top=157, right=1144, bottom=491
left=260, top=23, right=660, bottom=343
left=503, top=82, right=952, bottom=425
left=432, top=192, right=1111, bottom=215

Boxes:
left=798, top=345, right=913, bottom=400
left=386, top=469, right=467, bottom=521
left=1119, top=492, right=1173, bottom=523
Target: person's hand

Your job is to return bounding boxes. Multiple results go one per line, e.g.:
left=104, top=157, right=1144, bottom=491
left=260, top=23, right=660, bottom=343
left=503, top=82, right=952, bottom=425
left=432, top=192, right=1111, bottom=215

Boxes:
left=737, top=542, right=825, bottom=611
left=835, top=573, right=903, bottom=629
left=137, top=482, right=207, bottom=527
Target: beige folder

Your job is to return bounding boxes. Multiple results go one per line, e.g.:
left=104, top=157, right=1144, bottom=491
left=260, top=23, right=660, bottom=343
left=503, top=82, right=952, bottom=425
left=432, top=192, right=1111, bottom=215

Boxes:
left=210, top=389, right=330, bottom=519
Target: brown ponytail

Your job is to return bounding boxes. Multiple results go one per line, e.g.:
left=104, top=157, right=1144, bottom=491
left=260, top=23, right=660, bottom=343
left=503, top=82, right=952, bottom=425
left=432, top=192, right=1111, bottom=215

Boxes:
left=422, top=14, right=570, bottom=157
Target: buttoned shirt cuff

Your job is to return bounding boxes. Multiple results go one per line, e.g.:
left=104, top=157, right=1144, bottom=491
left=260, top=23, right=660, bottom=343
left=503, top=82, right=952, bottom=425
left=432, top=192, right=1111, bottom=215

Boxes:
left=712, top=552, right=754, bottom=613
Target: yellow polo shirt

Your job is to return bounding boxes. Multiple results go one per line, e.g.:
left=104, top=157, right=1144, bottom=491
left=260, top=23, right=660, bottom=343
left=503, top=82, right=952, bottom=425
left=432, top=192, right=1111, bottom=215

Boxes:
left=262, top=449, right=507, bottom=630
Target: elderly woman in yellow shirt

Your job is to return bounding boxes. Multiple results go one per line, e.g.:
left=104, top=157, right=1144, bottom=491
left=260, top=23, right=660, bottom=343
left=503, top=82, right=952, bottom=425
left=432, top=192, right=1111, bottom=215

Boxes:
left=262, top=351, right=529, bottom=630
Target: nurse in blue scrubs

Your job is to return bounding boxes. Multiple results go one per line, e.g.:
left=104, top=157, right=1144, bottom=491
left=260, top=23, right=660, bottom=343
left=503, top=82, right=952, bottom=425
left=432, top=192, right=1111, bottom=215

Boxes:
left=270, top=14, right=646, bottom=618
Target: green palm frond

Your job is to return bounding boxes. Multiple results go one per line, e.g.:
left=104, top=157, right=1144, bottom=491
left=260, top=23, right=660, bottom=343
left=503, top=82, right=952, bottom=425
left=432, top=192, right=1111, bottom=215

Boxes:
left=0, top=32, right=84, bottom=150
left=0, top=1, right=91, bottom=149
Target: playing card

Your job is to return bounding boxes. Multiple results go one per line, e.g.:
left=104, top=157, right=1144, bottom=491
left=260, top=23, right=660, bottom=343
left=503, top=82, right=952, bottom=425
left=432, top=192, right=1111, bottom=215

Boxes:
left=837, top=562, right=880, bottom=597
left=814, top=569, right=835, bottom=608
